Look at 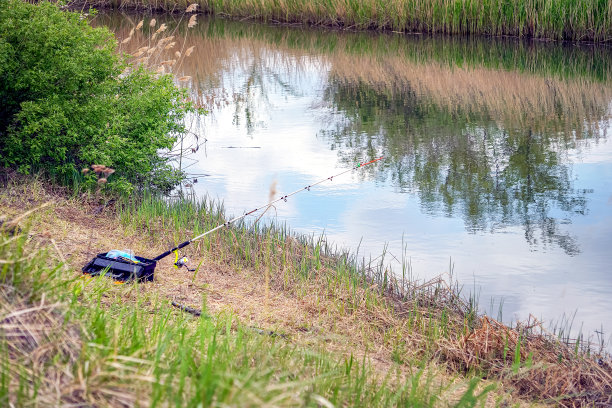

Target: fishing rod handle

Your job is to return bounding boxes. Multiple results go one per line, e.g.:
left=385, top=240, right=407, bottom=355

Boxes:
left=153, top=239, right=192, bottom=261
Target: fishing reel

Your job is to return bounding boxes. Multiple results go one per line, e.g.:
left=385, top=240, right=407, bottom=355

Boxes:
left=174, top=253, right=197, bottom=272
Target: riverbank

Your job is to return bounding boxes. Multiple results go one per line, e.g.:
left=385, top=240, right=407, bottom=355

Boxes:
left=77, top=0, right=612, bottom=43
left=1, top=175, right=610, bottom=406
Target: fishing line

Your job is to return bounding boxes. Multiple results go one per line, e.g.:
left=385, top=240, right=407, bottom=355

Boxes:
left=153, top=156, right=384, bottom=262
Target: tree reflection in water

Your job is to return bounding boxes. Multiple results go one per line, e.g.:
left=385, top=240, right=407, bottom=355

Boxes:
left=320, top=81, right=608, bottom=255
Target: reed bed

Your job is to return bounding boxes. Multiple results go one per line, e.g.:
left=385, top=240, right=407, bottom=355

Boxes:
left=84, top=0, right=611, bottom=42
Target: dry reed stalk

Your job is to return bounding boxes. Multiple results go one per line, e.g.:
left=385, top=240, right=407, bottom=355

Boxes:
left=188, top=14, right=197, bottom=28
left=155, top=23, right=167, bottom=34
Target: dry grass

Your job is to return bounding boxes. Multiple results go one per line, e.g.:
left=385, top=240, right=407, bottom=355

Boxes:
left=447, top=316, right=612, bottom=404
left=1, top=174, right=610, bottom=406
left=0, top=291, right=146, bottom=406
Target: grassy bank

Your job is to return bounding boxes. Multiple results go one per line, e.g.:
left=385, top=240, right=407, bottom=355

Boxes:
left=1, top=175, right=611, bottom=406
left=85, top=0, right=611, bottom=42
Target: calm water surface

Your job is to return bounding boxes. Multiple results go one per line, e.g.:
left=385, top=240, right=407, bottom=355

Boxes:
left=99, top=13, right=612, bottom=347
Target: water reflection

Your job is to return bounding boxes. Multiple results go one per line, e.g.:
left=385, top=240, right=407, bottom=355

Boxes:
left=97, top=12, right=612, bottom=344
left=321, top=81, right=604, bottom=255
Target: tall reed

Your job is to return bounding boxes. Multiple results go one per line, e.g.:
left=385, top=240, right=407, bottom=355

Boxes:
left=98, top=0, right=612, bottom=42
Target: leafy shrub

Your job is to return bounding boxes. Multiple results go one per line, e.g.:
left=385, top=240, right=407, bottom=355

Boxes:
left=0, top=0, right=195, bottom=194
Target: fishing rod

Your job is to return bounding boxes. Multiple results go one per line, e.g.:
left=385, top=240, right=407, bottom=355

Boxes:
left=83, top=156, right=383, bottom=281
left=152, top=156, right=384, bottom=261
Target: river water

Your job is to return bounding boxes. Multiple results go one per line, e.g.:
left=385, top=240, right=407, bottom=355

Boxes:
left=98, top=12, right=612, bottom=349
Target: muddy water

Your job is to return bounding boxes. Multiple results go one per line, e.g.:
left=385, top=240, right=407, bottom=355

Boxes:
left=98, top=12, right=612, bottom=348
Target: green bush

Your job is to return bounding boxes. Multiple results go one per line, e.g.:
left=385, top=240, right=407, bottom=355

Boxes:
left=0, top=0, right=195, bottom=194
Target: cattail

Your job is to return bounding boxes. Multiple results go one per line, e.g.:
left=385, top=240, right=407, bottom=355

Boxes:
left=137, top=46, right=149, bottom=52
left=156, top=66, right=165, bottom=73
left=151, top=33, right=158, bottom=41
left=188, top=15, right=197, bottom=28
left=185, top=46, right=195, bottom=57
left=160, top=59, right=176, bottom=66
left=175, top=51, right=181, bottom=58
left=179, top=76, right=191, bottom=82
left=149, top=18, right=156, bottom=27
left=129, top=28, right=135, bottom=37
left=121, top=36, right=132, bottom=44
left=164, top=42, right=176, bottom=50
left=146, top=47, right=156, bottom=55
left=132, top=50, right=145, bottom=57
left=135, top=20, right=144, bottom=30
left=185, top=3, right=197, bottom=13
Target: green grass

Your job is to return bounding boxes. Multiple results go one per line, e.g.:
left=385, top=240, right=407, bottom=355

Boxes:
left=2, top=177, right=611, bottom=406
left=103, top=0, right=612, bottom=42
left=114, top=191, right=612, bottom=404
left=0, top=223, right=495, bottom=406
left=116, top=191, right=420, bottom=304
